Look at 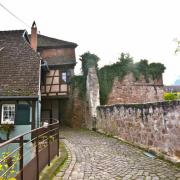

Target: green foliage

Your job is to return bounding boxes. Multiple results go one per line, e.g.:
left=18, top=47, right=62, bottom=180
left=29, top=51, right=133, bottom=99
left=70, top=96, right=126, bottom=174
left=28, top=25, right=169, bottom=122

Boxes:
left=177, top=92, right=180, bottom=99
left=71, top=75, right=86, bottom=99
left=0, top=149, right=18, bottom=180
left=164, top=92, right=179, bottom=101
left=80, top=52, right=99, bottom=76
left=0, top=124, right=15, bottom=140
left=73, top=52, right=166, bottom=105
left=149, top=63, right=166, bottom=80
left=71, top=52, right=99, bottom=100
left=134, top=59, right=149, bottom=82
left=98, top=53, right=134, bottom=104
left=98, top=53, right=165, bottom=104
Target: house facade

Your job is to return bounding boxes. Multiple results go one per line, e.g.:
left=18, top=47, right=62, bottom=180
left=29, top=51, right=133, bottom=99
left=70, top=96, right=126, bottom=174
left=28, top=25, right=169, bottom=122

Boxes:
left=30, top=22, right=77, bottom=124
left=0, top=29, right=41, bottom=140
left=0, top=22, right=77, bottom=140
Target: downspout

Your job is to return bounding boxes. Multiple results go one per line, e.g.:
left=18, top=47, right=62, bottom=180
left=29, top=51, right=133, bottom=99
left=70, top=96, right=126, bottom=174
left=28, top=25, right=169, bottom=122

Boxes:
left=37, top=59, right=42, bottom=127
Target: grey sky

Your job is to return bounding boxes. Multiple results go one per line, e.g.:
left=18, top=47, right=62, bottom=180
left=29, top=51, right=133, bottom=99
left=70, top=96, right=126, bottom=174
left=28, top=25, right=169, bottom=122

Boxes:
left=1, top=0, right=180, bottom=85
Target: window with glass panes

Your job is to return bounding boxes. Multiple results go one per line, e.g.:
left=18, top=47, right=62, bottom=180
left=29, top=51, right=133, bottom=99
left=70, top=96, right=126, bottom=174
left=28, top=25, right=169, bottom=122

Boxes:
left=1, top=104, right=15, bottom=124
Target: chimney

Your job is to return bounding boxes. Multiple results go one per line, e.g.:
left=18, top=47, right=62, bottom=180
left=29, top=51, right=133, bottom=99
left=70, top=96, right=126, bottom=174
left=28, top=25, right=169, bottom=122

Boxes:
left=31, top=21, right=37, bottom=51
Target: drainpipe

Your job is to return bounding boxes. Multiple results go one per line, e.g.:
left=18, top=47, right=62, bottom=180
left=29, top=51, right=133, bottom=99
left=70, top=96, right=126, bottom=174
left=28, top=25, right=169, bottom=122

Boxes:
left=37, top=59, right=42, bottom=127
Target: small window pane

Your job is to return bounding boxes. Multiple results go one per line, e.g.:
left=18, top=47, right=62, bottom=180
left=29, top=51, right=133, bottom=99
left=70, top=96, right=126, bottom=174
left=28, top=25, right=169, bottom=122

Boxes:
left=1, top=104, right=15, bottom=124
left=62, top=72, right=67, bottom=83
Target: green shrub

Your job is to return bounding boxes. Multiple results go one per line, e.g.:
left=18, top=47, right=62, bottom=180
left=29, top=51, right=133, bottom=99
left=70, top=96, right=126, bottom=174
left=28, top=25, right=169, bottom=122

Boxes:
left=164, top=93, right=177, bottom=101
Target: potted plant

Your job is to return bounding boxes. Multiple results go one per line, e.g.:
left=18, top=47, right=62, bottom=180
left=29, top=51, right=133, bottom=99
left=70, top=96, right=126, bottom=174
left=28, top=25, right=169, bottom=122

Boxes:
left=0, top=124, right=15, bottom=140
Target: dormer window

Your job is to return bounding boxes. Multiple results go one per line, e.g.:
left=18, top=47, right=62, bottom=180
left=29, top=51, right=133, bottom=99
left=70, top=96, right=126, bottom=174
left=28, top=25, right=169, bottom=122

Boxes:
left=1, top=104, right=15, bottom=124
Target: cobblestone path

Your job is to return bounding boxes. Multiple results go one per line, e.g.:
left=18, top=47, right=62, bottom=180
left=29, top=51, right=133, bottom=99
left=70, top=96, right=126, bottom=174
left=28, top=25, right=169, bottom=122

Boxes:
left=56, top=128, right=180, bottom=180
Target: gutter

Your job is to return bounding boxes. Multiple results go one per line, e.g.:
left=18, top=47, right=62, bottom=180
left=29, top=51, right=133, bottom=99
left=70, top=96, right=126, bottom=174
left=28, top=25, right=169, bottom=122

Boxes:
left=0, top=96, right=38, bottom=100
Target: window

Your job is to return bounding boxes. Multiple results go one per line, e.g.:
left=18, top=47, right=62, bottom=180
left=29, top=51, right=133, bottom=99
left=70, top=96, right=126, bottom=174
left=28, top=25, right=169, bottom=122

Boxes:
left=1, top=104, right=15, bottom=124
left=62, top=72, right=67, bottom=83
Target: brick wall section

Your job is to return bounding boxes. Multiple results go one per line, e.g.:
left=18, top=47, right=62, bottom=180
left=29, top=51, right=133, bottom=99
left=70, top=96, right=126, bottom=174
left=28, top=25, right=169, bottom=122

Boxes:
left=96, top=101, right=180, bottom=160
left=107, top=73, right=164, bottom=104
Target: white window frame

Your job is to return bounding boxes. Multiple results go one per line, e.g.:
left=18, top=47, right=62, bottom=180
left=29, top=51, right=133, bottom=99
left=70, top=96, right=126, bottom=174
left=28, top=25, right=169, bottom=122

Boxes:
left=1, top=104, right=15, bottom=124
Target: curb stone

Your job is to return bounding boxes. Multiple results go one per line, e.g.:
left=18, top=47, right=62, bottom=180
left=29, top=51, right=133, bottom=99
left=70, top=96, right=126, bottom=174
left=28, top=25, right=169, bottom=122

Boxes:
left=54, top=139, right=76, bottom=180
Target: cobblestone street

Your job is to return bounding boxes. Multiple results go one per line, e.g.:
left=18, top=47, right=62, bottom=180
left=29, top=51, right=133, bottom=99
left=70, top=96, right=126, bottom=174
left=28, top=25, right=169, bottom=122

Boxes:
left=56, top=128, right=180, bottom=180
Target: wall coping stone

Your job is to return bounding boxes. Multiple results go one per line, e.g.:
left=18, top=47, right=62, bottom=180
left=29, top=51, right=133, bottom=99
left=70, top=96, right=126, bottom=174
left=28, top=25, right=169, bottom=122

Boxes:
left=97, top=100, right=180, bottom=110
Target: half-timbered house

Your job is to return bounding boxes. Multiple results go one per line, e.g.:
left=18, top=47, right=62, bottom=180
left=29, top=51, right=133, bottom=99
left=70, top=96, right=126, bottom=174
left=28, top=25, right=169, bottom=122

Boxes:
left=29, top=22, right=77, bottom=124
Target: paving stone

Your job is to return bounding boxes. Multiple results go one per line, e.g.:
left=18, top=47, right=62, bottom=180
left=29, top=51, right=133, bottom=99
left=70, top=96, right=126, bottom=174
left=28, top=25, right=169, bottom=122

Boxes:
left=54, top=128, right=180, bottom=179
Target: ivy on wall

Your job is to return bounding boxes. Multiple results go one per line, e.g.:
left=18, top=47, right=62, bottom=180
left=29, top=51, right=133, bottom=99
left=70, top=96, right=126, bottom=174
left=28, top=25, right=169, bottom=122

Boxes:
left=71, top=75, right=86, bottom=99
left=80, top=51, right=99, bottom=76
left=98, top=53, right=166, bottom=104
left=71, top=52, right=99, bottom=99
left=72, top=52, right=166, bottom=105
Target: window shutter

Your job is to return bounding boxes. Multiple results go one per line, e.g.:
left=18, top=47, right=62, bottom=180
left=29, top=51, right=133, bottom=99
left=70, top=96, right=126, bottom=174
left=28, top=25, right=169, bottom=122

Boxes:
left=15, top=104, right=30, bottom=125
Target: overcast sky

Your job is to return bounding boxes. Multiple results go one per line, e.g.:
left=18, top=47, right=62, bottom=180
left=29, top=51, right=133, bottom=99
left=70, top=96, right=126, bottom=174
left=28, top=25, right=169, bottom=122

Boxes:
left=1, top=0, right=180, bottom=85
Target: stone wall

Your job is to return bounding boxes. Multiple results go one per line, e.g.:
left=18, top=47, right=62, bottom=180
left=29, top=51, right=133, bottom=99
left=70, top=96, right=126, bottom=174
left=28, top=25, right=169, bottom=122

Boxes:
left=96, top=101, right=180, bottom=161
left=86, top=66, right=100, bottom=129
left=69, top=65, right=100, bottom=129
left=107, top=73, right=164, bottom=104
left=66, top=87, right=86, bottom=128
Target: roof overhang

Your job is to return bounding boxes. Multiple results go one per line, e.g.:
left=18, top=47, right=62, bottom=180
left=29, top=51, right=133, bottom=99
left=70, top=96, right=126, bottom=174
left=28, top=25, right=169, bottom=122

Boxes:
left=48, top=63, right=76, bottom=69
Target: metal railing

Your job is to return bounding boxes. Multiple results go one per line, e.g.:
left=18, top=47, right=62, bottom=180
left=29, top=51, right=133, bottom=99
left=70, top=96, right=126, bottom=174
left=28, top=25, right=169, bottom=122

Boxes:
left=0, top=119, right=59, bottom=180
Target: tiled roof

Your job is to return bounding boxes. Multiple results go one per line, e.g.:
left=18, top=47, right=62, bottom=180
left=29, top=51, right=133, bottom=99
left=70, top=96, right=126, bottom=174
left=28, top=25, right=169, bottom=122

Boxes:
left=0, top=30, right=40, bottom=97
left=29, top=34, right=77, bottom=49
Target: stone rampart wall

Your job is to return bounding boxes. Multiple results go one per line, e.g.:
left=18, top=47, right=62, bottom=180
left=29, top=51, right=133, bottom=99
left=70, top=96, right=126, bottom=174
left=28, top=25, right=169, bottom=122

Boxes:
left=107, top=73, right=164, bottom=104
left=96, top=101, right=180, bottom=160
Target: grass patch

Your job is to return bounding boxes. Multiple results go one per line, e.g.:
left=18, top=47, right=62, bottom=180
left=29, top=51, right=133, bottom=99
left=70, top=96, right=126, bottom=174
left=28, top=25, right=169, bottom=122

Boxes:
left=39, top=142, right=68, bottom=180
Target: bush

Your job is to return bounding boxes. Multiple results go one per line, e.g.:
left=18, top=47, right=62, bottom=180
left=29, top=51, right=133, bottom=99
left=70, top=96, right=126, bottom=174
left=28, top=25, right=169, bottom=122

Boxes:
left=164, top=93, right=177, bottom=101
left=177, top=92, right=180, bottom=99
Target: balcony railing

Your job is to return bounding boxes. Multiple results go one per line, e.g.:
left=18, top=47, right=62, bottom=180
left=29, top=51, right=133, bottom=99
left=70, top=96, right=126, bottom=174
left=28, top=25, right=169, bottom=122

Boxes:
left=0, top=119, right=59, bottom=180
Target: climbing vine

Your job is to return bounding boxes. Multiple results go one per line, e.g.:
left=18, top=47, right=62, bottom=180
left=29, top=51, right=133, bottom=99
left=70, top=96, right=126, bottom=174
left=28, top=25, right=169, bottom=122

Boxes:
left=80, top=51, right=99, bottom=76
left=71, top=52, right=99, bottom=99
left=72, top=52, right=166, bottom=104
left=98, top=53, right=165, bottom=104
left=71, top=75, right=86, bottom=99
